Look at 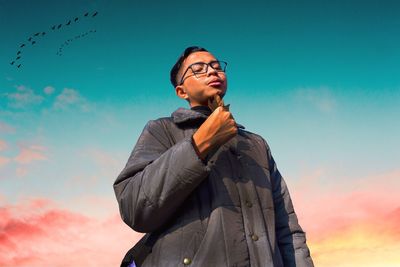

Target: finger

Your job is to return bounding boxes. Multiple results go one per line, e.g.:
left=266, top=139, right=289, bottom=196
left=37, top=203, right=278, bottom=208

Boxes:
left=208, top=95, right=221, bottom=112
left=214, top=94, right=224, bottom=107
left=223, top=103, right=230, bottom=111
left=215, top=94, right=231, bottom=111
left=208, top=97, right=218, bottom=112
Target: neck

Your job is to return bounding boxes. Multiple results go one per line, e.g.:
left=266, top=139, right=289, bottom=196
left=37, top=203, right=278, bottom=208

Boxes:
left=190, top=105, right=212, bottom=116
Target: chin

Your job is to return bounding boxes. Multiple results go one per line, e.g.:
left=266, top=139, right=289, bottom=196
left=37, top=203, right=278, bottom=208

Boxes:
left=210, top=86, right=226, bottom=94
left=217, top=88, right=226, bottom=98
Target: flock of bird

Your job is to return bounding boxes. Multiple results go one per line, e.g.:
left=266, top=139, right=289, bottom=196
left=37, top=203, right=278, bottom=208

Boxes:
left=10, top=11, right=99, bottom=69
left=56, top=29, right=97, bottom=56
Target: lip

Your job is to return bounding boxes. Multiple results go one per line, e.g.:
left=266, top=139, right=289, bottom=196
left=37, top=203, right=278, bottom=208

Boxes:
left=207, top=79, right=223, bottom=87
left=208, top=81, right=222, bottom=87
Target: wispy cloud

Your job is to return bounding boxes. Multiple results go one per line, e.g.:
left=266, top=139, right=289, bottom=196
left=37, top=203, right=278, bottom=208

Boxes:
left=0, top=139, right=48, bottom=177
left=84, top=148, right=122, bottom=171
left=2, top=85, right=91, bottom=113
left=295, top=86, right=336, bottom=113
left=43, top=86, right=55, bottom=95
left=0, top=198, right=142, bottom=267
left=3, top=85, right=44, bottom=109
left=53, top=88, right=89, bottom=111
left=66, top=148, right=124, bottom=189
left=14, top=145, right=47, bottom=164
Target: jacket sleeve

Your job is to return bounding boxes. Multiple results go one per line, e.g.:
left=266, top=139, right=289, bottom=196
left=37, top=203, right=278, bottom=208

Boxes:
left=266, top=145, right=314, bottom=267
left=113, top=120, right=211, bottom=233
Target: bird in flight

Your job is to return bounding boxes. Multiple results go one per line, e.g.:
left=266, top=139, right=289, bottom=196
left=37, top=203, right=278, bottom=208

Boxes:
left=84, top=12, right=89, bottom=17
left=17, top=51, right=21, bottom=55
left=74, top=17, right=79, bottom=22
left=32, top=41, right=36, bottom=45
left=34, top=32, right=40, bottom=36
left=10, top=61, right=15, bottom=65
left=52, top=25, right=56, bottom=30
left=20, top=44, right=25, bottom=48
left=92, top=11, right=98, bottom=17
left=66, top=20, right=71, bottom=25
left=57, top=24, right=62, bottom=29
left=17, top=64, right=21, bottom=68
left=16, top=56, right=21, bottom=60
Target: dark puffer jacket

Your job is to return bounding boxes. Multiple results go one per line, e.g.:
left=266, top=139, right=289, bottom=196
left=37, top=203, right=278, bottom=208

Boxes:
left=114, top=107, right=314, bottom=267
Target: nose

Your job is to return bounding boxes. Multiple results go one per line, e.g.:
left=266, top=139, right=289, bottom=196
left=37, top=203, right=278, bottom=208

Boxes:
left=206, top=64, right=218, bottom=76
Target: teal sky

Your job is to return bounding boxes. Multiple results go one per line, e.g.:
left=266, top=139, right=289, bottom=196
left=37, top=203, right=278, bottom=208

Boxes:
left=1, top=0, right=399, bottom=208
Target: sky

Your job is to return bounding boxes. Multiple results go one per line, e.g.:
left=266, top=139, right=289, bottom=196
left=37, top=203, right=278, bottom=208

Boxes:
left=0, top=0, right=399, bottom=266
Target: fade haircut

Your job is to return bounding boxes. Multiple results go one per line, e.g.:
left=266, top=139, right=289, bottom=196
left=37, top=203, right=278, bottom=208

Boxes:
left=170, top=46, right=208, bottom=88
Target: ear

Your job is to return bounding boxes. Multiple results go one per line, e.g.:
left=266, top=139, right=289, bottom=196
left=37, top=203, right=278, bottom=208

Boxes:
left=175, top=85, right=189, bottom=101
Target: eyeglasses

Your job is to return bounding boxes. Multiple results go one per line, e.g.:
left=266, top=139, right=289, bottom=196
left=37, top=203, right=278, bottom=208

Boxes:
left=179, top=60, right=227, bottom=85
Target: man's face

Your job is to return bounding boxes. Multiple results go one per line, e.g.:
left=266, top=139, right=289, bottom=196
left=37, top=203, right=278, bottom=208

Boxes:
left=175, top=51, right=227, bottom=107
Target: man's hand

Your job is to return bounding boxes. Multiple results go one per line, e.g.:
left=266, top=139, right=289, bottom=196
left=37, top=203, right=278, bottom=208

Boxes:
left=192, top=95, right=238, bottom=160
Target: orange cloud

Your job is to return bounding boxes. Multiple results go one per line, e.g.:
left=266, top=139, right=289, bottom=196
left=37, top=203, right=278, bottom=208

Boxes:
left=289, top=169, right=400, bottom=267
left=14, top=145, right=47, bottom=164
left=0, top=198, right=142, bottom=267
left=309, top=207, right=400, bottom=267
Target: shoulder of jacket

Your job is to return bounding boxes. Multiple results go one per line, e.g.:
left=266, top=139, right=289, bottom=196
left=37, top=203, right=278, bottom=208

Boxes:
left=240, top=129, right=271, bottom=150
left=139, top=117, right=177, bottom=148
left=145, top=117, right=174, bottom=129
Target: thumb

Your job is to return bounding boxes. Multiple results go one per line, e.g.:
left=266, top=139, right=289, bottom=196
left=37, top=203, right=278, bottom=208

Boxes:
left=208, top=94, right=226, bottom=112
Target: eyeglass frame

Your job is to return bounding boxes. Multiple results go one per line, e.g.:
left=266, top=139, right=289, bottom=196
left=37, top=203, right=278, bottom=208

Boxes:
left=178, top=60, right=227, bottom=86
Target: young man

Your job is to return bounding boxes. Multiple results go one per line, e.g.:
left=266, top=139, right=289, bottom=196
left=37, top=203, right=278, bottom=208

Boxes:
left=114, top=46, right=314, bottom=267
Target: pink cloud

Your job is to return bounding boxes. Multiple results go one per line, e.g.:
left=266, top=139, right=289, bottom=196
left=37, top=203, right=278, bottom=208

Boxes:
left=0, top=156, right=10, bottom=167
left=0, top=140, right=10, bottom=168
left=287, top=169, right=400, bottom=265
left=0, top=198, right=143, bottom=267
left=0, top=140, right=8, bottom=151
left=14, top=145, right=47, bottom=164
left=308, top=206, right=400, bottom=267
left=290, top=169, right=400, bottom=235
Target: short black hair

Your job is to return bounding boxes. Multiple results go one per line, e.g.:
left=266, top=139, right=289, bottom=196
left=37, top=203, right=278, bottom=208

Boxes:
left=170, top=46, right=208, bottom=88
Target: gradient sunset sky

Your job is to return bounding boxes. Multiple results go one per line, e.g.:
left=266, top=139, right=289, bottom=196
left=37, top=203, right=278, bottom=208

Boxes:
left=1, top=0, right=399, bottom=266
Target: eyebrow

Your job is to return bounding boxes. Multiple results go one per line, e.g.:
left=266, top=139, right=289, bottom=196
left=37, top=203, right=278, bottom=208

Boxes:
left=189, top=59, right=218, bottom=65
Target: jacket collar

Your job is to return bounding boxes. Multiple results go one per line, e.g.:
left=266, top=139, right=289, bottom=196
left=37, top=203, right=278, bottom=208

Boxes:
left=171, top=107, right=245, bottom=129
